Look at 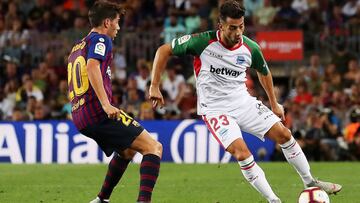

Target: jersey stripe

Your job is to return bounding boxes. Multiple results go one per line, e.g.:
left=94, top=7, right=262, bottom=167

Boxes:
left=193, top=38, right=218, bottom=78
left=81, top=41, right=93, bottom=127
left=193, top=56, right=201, bottom=77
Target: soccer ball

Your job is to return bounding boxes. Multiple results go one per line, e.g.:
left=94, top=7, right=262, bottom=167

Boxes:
left=298, top=187, right=330, bottom=203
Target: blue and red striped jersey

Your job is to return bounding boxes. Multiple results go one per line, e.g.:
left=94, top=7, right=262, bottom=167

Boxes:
left=67, top=32, right=113, bottom=130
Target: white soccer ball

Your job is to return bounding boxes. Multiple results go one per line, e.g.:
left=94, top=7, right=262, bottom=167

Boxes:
left=298, top=187, right=330, bottom=203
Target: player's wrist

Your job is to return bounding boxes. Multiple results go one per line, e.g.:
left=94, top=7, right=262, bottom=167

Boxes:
left=270, top=102, right=280, bottom=109
left=101, top=102, right=111, bottom=108
left=150, top=83, right=160, bottom=88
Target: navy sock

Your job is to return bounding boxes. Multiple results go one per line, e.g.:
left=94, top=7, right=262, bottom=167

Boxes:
left=137, top=154, right=161, bottom=202
left=98, top=154, right=130, bottom=200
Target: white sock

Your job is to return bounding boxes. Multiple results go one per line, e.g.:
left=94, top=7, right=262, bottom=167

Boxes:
left=280, top=136, right=313, bottom=185
left=238, top=155, right=279, bottom=201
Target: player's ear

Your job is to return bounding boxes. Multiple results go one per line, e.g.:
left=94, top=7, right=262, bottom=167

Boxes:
left=218, top=22, right=224, bottom=31
left=103, top=18, right=111, bottom=28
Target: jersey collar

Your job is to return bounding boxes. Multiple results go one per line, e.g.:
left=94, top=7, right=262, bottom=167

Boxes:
left=216, top=30, right=243, bottom=51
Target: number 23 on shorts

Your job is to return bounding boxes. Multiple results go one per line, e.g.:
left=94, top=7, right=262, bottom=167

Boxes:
left=209, top=115, right=230, bottom=131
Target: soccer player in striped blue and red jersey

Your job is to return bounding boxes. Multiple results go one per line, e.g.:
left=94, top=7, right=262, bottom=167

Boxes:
left=67, top=1, right=162, bottom=203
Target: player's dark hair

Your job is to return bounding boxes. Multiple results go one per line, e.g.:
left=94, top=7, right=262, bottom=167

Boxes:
left=219, top=0, right=245, bottom=22
left=88, top=0, right=125, bottom=27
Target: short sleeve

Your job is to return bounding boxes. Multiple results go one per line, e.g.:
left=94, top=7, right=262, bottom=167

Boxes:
left=87, top=34, right=112, bottom=61
left=250, top=44, right=269, bottom=75
left=172, top=34, right=196, bottom=56
left=171, top=31, right=216, bottom=57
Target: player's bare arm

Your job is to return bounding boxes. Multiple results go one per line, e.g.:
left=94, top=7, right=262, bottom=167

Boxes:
left=149, top=43, right=172, bottom=108
left=256, top=71, right=285, bottom=121
left=87, top=58, right=120, bottom=119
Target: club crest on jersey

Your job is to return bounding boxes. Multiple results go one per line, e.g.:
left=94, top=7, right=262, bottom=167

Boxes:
left=236, top=55, right=245, bottom=65
left=94, top=42, right=106, bottom=56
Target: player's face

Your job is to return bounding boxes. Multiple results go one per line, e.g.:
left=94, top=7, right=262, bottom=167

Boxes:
left=107, top=14, right=121, bottom=39
left=220, top=17, right=244, bottom=47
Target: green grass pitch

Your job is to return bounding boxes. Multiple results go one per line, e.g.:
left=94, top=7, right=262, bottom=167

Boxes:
left=0, top=162, right=359, bottom=203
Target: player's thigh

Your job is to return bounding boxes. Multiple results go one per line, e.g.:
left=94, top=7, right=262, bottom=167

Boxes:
left=236, top=100, right=281, bottom=141
left=130, top=129, right=162, bottom=157
left=81, top=117, right=144, bottom=157
left=202, top=114, right=242, bottom=149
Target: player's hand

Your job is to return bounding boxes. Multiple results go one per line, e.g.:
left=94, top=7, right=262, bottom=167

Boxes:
left=149, top=85, right=165, bottom=109
left=272, top=103, right=285, bottom=121
left=102, top=103, right=121, bottom=119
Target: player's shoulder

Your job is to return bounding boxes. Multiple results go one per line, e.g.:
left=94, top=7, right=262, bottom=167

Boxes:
left=175, top=30, right=216, bottom=44
left=193, top=30, right=217, bottom=38
left=87, top=32, right=112, bottom=57
left=189, top=30, right=217, bottom=42
left=242, top=35, right=261, bottom=51
left=88, top=32, right=111, bottom=45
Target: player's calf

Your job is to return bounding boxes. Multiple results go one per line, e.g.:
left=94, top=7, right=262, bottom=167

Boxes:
left=97, top=152, right=133, bottom=201
left=226, top=139, right=280, bottom=202
left=239, top=155, right=280, bottom=202
left=130, top=131, right=162, bottom=203
left=137, top=153, right=161, bottom=203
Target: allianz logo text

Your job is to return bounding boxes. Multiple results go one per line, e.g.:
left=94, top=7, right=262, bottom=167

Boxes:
left=0, top=121, right=231, bottom=164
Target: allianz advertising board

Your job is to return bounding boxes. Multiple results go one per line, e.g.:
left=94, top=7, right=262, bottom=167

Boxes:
left=0, top=120, right=275, bottom=164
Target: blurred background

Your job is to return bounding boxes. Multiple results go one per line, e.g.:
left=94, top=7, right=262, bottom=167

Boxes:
left=0, top=0, right=359, bottom=162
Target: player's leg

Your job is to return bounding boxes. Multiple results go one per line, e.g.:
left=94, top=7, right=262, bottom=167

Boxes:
left=266, top=122, right=342, bottom=194
left=226, top=139, right=280, bottom=202
left=129, top=129, right=162, bottom=203
left=266, top=122, right=314, bottom=184
left=85, top=114, right=160, bottom=203
left=203, top=115, right=280, bottom=202
left=95, top=149, right=137, bottom=202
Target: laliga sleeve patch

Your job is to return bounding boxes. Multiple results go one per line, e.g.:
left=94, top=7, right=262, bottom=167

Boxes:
left=177, top=35, right=191, bottom=45
left=94, top=42, right=106, bottom=56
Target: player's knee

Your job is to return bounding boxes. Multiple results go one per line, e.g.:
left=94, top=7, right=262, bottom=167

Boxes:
left=123, top=149, right=137, bottom=160
left=116, top=149, right=136, bottom=160
left=143, top=141, right=163, bottom=157
left=235, top=152, right=252, bottom=161
left=229, top=148, right=251, bottom=161
left=154, top=141, right=163, bottom=157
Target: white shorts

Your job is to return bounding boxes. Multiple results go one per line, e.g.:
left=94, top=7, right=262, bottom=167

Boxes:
left=202, top=97, right=281, bottom=149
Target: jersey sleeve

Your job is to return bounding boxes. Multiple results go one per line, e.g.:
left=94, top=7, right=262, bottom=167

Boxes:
left=87, top=34, right=112, bottom=61
left=244, top=36, right=269, bottom=75
left=251, top=45, right=269, bottom=75
left=171, top=31, right=216, bottom=57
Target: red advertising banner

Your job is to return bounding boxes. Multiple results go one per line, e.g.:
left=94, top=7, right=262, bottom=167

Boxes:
left=256, top=30, right=303, bottom=61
